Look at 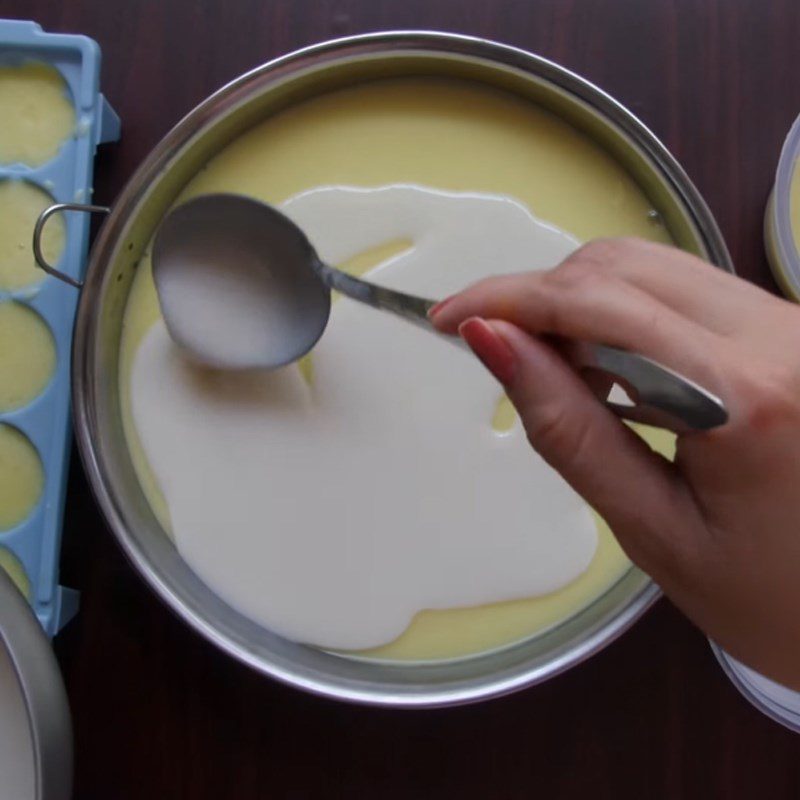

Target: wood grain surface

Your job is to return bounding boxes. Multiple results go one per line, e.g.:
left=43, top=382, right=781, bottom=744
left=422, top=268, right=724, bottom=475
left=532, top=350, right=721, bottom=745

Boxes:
left=2, top=1, right=799, bottom=797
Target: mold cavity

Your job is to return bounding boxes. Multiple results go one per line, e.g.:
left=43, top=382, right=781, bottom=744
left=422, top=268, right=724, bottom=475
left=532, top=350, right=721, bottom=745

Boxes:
left=337, top=238, right=413, bottom=279
left=0, top=424, right=44, bottom=531
left=0, top=180, right=65, bottom=291
left=607, top=382, right=636, bottom=407
left=492, top=394, right=517, bottom=434
left=297, top=354, right=313, bottom=387
left=0, top=302, right=56, bottom=411
left=292, top=239, right=413, bottom=387
left=0, top=61, right=75, bottom=167
left=0, top=547, right=30, bottom=600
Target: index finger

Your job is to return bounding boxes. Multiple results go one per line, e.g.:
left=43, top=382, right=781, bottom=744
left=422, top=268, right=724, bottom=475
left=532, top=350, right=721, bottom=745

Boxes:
left=429, top=264, right=726, bottom=391
left=575, top=239, right=776, bottom=338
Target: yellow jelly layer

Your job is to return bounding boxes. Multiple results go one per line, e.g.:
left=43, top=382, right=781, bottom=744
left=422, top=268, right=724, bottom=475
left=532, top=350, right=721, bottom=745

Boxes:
left=0, top=302, right=56, bottom=411
left=121, top=78, right=676, bottom=661
left=0, top=62, right=75, bottom=167
left=0, top=181, right=65, bottom=291
left=0, top=425, right=44, bottom=531
left=0, top=548, right=31, bottom=600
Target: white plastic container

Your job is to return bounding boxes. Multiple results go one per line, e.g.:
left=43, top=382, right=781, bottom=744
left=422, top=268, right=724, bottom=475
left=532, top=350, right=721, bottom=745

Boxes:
left=765, top=112, right=800, bottom=298
left=713, top=643, right=800, bottom=733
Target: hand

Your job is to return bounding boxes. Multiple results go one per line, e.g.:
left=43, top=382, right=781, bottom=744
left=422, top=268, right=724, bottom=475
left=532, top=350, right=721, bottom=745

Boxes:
left=430, top=238, right=800, bottom=690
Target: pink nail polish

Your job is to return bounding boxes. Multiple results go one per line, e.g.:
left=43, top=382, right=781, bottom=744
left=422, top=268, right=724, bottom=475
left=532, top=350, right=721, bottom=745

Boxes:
left=428, top=296, right=454, bottom=319
left=459, top=318, right=517, bottom=385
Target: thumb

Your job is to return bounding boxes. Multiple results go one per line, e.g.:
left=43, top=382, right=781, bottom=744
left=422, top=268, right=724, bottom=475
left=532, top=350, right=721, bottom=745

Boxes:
left=458, top=317, right=697, bottom=572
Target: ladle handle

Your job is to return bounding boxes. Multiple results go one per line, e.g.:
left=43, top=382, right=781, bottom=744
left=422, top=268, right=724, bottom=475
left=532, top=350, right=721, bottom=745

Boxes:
left=315, top=260, right=727, bottom=433
left=564, top=341, right=727, bottom=433
left=315, top=258, right=437, bottom=328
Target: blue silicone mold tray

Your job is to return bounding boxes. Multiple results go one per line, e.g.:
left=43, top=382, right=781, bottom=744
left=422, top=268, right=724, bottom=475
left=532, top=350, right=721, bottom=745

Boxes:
left=0, top=19, right=119, bottom=636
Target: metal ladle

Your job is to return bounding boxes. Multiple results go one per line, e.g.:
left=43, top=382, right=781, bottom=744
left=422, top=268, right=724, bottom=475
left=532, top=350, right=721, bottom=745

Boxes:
left=149, top=193, right=727, bottom=433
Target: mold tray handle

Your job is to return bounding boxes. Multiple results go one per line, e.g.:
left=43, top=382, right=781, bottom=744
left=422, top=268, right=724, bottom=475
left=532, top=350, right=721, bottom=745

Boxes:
left=33, top=203, right=110, bottom=289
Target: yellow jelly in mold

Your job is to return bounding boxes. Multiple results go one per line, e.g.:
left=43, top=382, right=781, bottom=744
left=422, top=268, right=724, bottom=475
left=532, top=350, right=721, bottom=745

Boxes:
left=0, top=548, right=30, bottom=599
left=0, top=181, right=65, bottom=291
left=0, top=62, right=75, bottom=167
left=789, top=160, right=800, bottom=260
left=0, top=425, right=43, bottom=531
left=0, top=302, right=56, bottom=411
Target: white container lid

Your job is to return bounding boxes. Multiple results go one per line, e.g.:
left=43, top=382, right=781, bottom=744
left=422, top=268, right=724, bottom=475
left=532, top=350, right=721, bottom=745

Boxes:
left=0, top=637, right=37, bottom=798
left=0, top=568, right=72, bottom=799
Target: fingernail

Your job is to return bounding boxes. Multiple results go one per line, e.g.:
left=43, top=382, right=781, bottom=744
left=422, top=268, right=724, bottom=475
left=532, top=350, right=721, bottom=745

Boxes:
left=459, top=317, right=517, bottom=385
left=428, top=296, right=454, bottom=319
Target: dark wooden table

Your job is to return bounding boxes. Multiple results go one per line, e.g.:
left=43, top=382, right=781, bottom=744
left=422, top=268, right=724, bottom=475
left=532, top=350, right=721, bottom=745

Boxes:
left=3, top=0, right=800, bottom=797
